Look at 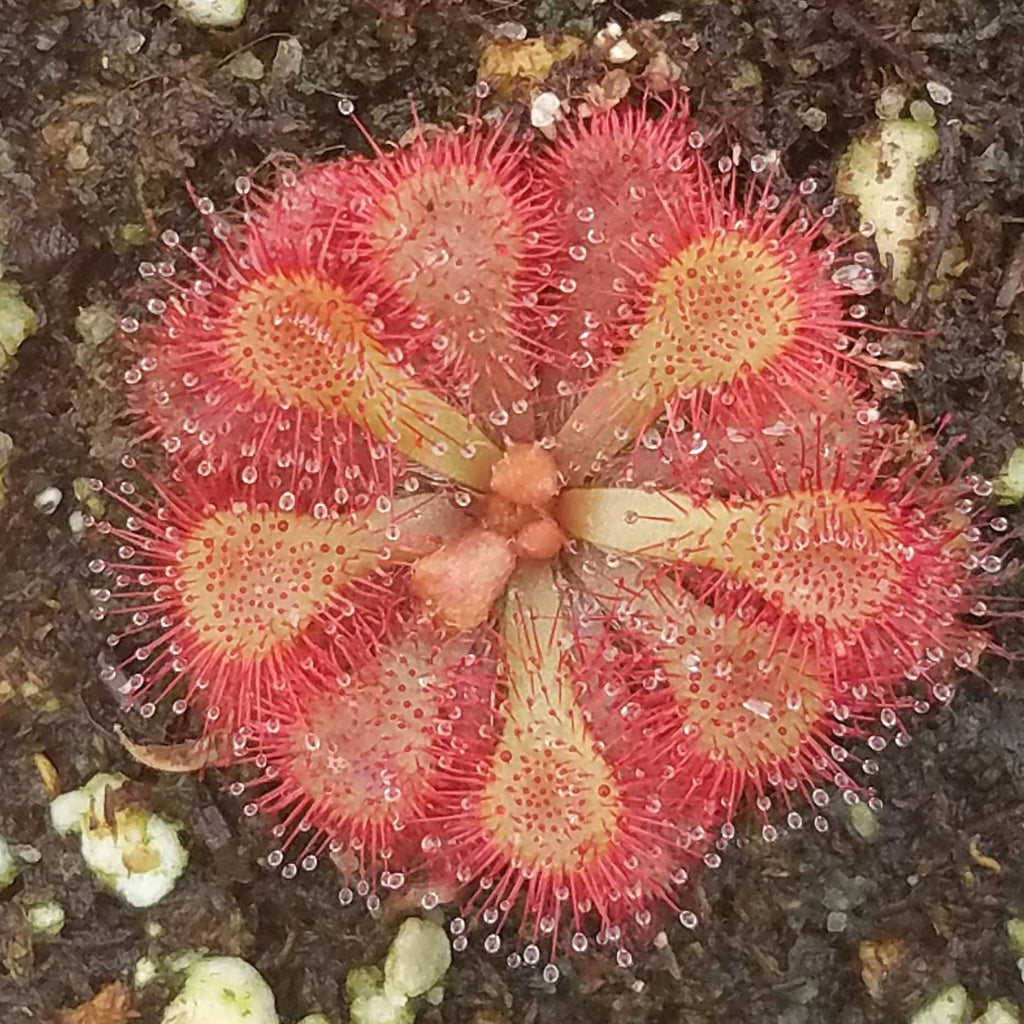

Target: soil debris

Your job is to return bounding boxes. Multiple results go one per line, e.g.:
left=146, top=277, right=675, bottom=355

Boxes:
left=0, top=2, right=1022, bottom=1022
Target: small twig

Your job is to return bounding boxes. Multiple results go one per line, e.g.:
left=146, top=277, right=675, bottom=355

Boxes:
left=909, top=186, right=955, bottom=320
left=832, top=5, right=929, bottom=78
left=861, top=356, right=923, bottom=374
left=215, top=31, right=291, bottom=69
left=909, top=119, right=958, bottom=320
left=996, top=230, right=1024, bottom=310
left=115, top=724, right=235, bottom=772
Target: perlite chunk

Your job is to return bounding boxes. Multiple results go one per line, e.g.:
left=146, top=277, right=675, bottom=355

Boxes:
left=973, top=1000, right=1021, bottom=1024
left=347, top=918, right=451, bottom=1024
left=995, top=449, right=1024, bottom=505
left=0, top=279, right=38, bottom=371
left=173, top=0, right=247, bottom=28
left=837, top=119, right=939, bottom=302
left=910, top=985, right=970, bottom=1024
left=383, top=918, right=452, bottom=1001
left=0, top=834, right=18, bottom=890
left=50, top=773, right=188, bottom=908
left=348, top=969, right=414, bottom=1024
left=161, top=957, right=278, bottom=1024
left=26, top=900, right=65, bottom=936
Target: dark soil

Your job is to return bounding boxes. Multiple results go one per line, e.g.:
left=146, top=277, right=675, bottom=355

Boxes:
left=2, top=1, right=1024, bottom=1022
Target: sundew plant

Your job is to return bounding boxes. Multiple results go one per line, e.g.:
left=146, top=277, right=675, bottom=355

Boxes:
left=88, top=94, right=1007, bottom=980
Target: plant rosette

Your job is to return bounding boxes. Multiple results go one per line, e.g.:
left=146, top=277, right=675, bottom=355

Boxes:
left=90, top=95, right=1007, bottom=975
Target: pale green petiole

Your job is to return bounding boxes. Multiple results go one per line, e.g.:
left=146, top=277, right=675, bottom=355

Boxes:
left=557, top=486, right=904, bottom=631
